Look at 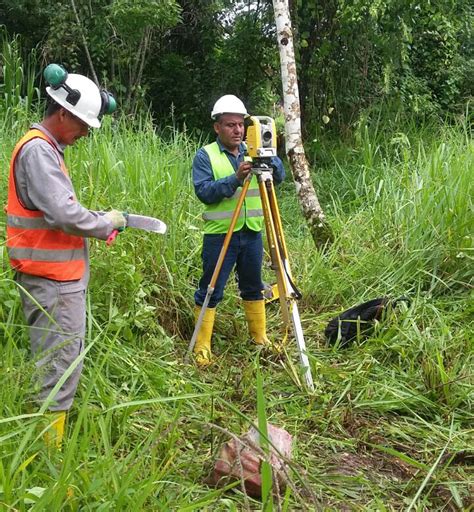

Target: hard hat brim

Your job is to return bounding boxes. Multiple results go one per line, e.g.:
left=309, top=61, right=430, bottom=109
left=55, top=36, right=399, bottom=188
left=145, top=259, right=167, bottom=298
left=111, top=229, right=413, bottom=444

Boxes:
left=211, top=112, right=249, bottom=120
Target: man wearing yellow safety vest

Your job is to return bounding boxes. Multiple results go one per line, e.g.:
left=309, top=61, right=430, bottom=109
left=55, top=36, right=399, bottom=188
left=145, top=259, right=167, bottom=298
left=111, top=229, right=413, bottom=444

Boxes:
left=6, top=64, right=126, bottom=448
left=192, top=95, right=285, bottom=366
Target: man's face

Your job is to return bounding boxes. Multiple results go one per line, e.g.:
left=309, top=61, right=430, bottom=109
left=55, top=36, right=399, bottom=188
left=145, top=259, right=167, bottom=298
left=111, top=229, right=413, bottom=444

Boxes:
left=214, top=113, right=245, bottom=152
left=58, top=109, right=90, bottom=145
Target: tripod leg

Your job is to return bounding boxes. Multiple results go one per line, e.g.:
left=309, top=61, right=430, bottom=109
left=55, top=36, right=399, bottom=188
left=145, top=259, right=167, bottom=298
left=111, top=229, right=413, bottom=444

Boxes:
left=258, top=179, right=291, bottom=325
left=260, top=177, right=315, bottom=391
left=266, top=180, right=290, bottom=261
left=289, top=302, right=314, bottom=391
left=185, top=177, right=252, bottom=363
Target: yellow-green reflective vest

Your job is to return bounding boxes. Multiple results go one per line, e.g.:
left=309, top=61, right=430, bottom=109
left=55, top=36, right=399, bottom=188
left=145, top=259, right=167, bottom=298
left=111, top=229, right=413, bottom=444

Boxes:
left=202, top=142, right=263, bottom=234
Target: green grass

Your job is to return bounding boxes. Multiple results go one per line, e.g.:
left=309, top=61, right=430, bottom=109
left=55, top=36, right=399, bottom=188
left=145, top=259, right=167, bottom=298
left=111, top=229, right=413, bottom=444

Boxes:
left=0, top=57, right=473, bottom=508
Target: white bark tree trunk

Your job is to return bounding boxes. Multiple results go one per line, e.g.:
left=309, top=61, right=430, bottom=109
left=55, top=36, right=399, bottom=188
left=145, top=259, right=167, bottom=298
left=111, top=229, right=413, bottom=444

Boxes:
left=273, top=0, right=329, bottom=244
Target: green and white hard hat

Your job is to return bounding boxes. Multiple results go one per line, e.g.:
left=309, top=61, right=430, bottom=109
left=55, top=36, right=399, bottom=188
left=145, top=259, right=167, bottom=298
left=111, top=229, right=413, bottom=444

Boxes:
left=44, top=64, right=114, bottom=128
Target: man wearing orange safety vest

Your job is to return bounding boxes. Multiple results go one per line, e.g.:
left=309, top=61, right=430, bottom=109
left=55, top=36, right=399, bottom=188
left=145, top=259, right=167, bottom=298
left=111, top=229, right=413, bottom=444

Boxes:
left=191, top=95, right=285, bottom=366
left=6, top=64, right=126, bottom=448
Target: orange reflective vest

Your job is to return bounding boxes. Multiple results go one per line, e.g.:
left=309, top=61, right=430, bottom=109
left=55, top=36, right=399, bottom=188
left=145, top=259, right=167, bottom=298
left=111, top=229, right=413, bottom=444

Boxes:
left=6, top=129, right=85, bottom=281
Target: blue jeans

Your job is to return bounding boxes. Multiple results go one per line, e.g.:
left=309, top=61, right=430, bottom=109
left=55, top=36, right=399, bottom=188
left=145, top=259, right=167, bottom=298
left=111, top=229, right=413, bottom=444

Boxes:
left=194, top=229, right=264, bottom=308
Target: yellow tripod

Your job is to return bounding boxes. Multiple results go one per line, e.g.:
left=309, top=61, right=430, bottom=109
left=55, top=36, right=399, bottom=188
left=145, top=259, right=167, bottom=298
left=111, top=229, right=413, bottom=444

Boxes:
left=185, top=159, right=314, bottom=392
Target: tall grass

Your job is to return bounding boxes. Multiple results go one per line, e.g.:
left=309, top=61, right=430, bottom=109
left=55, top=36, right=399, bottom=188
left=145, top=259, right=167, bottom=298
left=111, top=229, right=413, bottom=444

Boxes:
left=0, top=29, right=40, bottom=131
left=1, top=58, right=472, bottom=509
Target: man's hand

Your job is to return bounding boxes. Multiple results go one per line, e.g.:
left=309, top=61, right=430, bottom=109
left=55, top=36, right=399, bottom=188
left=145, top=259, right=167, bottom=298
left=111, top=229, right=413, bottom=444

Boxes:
left=104, top=210, right=127, bottom=230
left=236, top=161, right=253, bottom=182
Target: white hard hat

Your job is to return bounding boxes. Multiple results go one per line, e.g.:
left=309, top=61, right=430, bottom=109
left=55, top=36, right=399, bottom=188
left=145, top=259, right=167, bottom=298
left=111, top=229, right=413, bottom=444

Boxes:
left=46, top=73, right=103, bottom=128
left=211, top=95, right=248, bottom=120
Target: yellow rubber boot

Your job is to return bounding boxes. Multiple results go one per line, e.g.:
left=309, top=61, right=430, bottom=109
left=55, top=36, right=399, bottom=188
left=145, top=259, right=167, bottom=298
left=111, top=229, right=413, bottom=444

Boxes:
left=43, top=411, right=66, bottom=450
left=243, top=300, right=270, bottom=345
left=193, top=306, right=216, bottom=367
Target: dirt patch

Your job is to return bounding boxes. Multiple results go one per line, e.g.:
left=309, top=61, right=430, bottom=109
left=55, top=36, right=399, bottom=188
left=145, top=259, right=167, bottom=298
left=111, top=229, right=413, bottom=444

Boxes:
left=330, top=450, right=417, bottom=482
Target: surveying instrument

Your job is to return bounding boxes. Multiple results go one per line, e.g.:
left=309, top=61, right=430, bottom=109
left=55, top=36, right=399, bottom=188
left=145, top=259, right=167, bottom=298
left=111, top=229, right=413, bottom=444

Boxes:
left=186, top=116, right=314, bottom=391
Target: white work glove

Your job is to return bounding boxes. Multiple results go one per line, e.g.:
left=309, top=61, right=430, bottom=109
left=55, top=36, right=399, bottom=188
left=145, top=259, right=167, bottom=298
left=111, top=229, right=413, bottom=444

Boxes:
left=104, top=210, right=127, bottom=230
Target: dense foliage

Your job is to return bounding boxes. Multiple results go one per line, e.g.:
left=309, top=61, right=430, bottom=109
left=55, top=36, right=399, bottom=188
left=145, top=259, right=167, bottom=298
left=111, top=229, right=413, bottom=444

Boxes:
left=294, top=0, right=473, bottom=133
left=0, top=41, right=472, bottom=508
left=0, top=0, right=472, bottom=135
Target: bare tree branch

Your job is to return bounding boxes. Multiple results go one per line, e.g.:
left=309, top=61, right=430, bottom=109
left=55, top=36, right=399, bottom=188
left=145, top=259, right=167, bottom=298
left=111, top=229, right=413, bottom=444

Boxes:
left=70, top=0, right=99, bottom=85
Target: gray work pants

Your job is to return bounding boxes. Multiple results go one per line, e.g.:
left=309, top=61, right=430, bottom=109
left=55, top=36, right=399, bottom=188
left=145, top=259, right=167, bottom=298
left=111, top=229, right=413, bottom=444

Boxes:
left=17, top=273, right=86, bottom=411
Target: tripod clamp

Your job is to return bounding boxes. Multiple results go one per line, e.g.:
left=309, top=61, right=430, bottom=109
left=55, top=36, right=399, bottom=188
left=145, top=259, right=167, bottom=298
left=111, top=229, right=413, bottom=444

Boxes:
left=250, top=157, right=274, bottom=173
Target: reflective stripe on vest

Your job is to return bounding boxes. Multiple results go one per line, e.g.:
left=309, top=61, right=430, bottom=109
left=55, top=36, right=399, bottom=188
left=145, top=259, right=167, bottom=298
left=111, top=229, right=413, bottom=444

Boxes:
left=8, top=247, right=85, bottom=262
left=6, top=129, right=86, bottom=281
left=202, top=142, right=263, bottom=234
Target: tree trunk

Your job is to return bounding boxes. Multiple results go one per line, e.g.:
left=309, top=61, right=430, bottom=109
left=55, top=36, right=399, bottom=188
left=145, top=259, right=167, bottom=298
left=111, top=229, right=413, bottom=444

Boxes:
left=273, top=0, right=330, bottom=246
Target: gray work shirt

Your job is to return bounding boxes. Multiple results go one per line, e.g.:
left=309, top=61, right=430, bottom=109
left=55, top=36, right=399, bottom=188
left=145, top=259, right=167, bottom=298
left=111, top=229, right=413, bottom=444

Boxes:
left=14, top=123, right=113, bottom=292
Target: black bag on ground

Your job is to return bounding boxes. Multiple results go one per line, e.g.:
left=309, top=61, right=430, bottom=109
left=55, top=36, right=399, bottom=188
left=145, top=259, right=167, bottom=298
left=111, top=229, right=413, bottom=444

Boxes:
left=325, top=297, right=409, bottom=347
